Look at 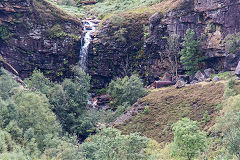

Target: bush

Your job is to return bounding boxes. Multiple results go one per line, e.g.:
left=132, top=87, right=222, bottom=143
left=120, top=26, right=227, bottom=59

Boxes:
left=224, top=32, right=240, bottom=54
left=0, top=68, right=19, bottom=100
left=24, top=69, right=53, bottom=96
left=171, top=118, right=207, bottom=160
left=79, top=127, right=158, bottom=160
left=49, top=67, right=91, bottom=139
left=107, top=75, right=147, bottom=108
left=224, top=78, right=238, bottom=99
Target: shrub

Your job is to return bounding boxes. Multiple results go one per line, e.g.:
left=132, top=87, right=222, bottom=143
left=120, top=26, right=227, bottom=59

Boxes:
left=107, top=75, right=147, bottom=107
left=0, top=68, right=19, bottom=100
left=49, top=67, right=91, bottom=139
left=79, top=127, right=158, bottom=160
left=224, top=32, right=240, bottom=54
left=24, top=69, right=53, bottom=96
left=171, top=118, right=207, bottom=160
left=224, top=78, right=238, bottom=99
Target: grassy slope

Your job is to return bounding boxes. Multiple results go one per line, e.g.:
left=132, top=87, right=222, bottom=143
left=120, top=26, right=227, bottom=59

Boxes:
left=116, top=82, right=225, bottom=144
left=33, top=0, right=81, bottom=24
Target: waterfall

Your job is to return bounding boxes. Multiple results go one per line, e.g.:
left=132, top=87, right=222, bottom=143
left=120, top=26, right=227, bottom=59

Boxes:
left=79, top=19, right=98, bottom=71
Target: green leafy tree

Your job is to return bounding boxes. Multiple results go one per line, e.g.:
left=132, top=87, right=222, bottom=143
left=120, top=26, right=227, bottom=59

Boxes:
left=24, top=69, right=53, bottom=96
left=107, top=75, right=147, bottom=107
left=0, top=68, right=19, bottom=100
left=49, top=67, right=91, bottom=139
left=10, top=90, right=62, bottom=151
left=171, top=118, right=207, bottom=160
left=80, top=127, right=155, bottom=160
left=180, top=29, right=205, bottom=75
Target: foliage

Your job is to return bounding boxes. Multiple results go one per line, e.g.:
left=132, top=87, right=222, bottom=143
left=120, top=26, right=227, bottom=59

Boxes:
left=49, top=67, right=91, bottom=139
left=107, top=75, right=147, bottom=107
left=202, top=110, right=210, bottom=123
left=223, top=78, right=238, bottom=99
left=180, top=29, right=206, bottom=75
left=46, top=24, right=67, bottom=39
left=210, top=71, right=233, bottom=80
left=171, top=118, right=207, bottom=160
left=80, top=127, right=158, bottom=160
left=0, top=68, right=19, bottom=100
left=224, top=32, right=240, bottom=54
left=24, top=69, right=53, bottom=96
left=224, top=112, right=240, bottom=160
left=0, top=26, right=10, bottom=41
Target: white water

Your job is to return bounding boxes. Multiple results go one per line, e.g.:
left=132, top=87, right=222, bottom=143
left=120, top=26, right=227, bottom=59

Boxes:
left=79, top=20, right=98, bottom=71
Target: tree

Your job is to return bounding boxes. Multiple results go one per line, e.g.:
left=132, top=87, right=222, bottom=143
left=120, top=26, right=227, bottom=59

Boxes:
left=0, top=68, right=19, bottom=100
left=107, top=75, right=147, bottom=107
left=167, top=34, right=180, bottom=79
left=49, top=67, right=91, bottom=139
left=171, top=118, right=207, bottom=160
left=24, top=69, right=53, bottom=96
left=79, top=127, right=157, bottom=160
left=180, top=29, right=205, bottom=75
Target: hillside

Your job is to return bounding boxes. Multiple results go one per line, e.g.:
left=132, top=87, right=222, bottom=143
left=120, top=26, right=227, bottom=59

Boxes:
left=116, top=82, right=225, bottom=143
left=0, top=0, right=82, bottom=80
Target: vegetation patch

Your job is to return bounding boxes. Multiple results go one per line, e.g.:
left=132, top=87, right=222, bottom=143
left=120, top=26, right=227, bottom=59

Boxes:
left=116, top=82, right=225, bottom=143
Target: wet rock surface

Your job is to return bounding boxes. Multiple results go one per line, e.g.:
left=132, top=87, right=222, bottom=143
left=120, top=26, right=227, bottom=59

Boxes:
left=0, top=0, right=82, bottom=80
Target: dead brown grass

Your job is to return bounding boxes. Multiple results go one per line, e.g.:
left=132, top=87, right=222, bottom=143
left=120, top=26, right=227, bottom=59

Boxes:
left=116, top=82, right=225, bottom=143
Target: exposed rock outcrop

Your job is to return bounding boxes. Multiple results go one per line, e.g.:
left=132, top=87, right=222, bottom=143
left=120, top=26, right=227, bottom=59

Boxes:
left=88, top=0, right=240, bottom=89
left=0, top=0, right=82, bottom=80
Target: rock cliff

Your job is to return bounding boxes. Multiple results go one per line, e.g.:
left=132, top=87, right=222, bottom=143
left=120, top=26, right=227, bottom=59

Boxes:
left=89, top=0, right=240, bottom=89
left=0, top=0, right=82, bottom=80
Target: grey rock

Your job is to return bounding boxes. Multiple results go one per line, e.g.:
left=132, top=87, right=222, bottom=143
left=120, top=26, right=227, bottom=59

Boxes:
left=175, top=80, right=186, bottom=88
left=190, top=80, right=199, bottom=84
left=212, top=76, right=219, bottom=82
left=235, top=61, right=240, bottom=76
left=193, top=70, right=206, bottom=82
left=204, top=68, right=215, bottom=78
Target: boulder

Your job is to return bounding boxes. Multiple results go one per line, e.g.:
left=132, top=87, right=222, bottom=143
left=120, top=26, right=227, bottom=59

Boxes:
left=212, top=76, right=219, bottom=82
left=204, top=68, right=215, bottom=78
left=179, top=75, right=190, bottom=84
left=193, top=70, right=206, bottom=82
left=190, top=80, right=199, bottom=84
left=153, top=81, right=175, bottom=88
left=175, top=80, right=186, bottom=89
left=235, top=61, right=240, bottom=76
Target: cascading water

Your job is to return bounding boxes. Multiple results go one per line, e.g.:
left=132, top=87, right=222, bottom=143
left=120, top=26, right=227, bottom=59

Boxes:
left=79, top=20, right=98, bottom=71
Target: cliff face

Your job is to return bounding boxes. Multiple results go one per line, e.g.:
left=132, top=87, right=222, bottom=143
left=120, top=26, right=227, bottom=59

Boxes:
left=146, top=0, right=240, bottom=72
left=89, top=0, right=240, bottom=89
left=0, top=0, right=82, bottom=80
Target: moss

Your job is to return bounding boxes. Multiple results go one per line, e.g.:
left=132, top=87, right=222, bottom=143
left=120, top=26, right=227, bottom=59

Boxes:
left=0, top=26, right=10, bottom=41
left=116, top=82, right=225, bottom=144
left=46, top=24, right=67, bottom=39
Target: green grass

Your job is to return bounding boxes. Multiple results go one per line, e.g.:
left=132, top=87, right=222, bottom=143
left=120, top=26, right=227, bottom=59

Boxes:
left=210, top=71, right=235, bottom=80
left=46, top=0, right=88, bottom=18
left=90, top=0, right=164, bottom=18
